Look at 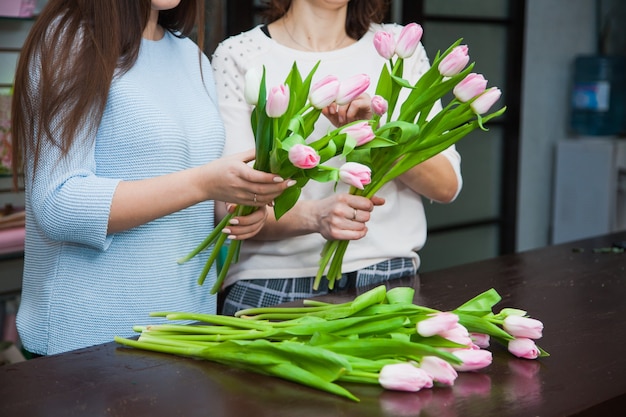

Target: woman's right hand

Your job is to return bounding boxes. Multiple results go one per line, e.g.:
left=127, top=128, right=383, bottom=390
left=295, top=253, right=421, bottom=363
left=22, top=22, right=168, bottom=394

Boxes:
left=202, top=149, right=295, bottom=207
left=314, top=193, right=385, bottom=241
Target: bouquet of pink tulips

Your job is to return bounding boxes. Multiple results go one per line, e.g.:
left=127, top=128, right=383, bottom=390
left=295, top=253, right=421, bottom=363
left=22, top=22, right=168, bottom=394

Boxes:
left=315, top=23, right=506, bottom=289
left=116, top=285, right=548, bottom=401
left=178, top=61, right=387, bottom=293
left=180, top=22, right=505, bottom=294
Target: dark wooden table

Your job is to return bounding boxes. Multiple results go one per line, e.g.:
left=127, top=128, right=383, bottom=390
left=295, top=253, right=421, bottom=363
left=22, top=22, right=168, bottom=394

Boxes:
left=1, top=231, right=625, bottom=417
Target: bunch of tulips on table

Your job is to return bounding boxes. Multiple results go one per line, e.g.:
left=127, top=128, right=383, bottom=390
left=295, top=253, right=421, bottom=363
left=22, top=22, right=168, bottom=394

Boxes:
left=178, top=22, right=506, bottom=292
left=115, top=285, right=549, bottom=402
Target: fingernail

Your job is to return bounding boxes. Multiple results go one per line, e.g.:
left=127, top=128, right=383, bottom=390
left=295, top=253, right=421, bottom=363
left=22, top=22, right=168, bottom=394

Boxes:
left=287, top=180, right=297, bottom=187
left=222, top=228, right=231, bottom=234
left=229, top=218, right=239, bottom=225
left=273, top=176, right=285, bottom=183
left=227, top=235, right=236, bottom=240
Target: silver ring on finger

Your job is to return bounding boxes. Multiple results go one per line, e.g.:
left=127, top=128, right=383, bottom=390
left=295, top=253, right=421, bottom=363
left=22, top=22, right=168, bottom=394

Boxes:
left=352, top=208, right=357, bottom=220
left=253, top=193, right=258, bottom=204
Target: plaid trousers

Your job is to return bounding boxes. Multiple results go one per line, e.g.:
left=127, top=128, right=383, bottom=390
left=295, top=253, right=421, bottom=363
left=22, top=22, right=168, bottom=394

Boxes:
left=220, top=257, right=416, bottom=316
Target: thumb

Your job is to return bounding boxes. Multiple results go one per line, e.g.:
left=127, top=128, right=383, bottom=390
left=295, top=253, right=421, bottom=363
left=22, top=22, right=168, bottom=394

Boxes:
left=232, top=148, right=256, bottom=164
left=371, top=196, right=386, bottom=206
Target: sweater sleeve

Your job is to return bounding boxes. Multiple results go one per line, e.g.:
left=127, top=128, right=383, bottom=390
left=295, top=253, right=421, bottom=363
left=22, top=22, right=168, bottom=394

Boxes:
left=27, top=120, right=120, bottom=251
left=211, top=38, right=257, bottom=157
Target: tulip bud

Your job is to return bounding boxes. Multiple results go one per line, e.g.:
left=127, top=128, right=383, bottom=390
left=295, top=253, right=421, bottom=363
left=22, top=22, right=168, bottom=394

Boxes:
left=338, top=162, right=371, bottom=190
left=371, top=95, right=388, bottom=116
left=470, top=87, right=502, bottom=115
left=336, top=74, right=370, bottom=105
left=438, top=45, right=470, bottom=77
left=503, top=315, right=543, bottom=339
left=266, top=84, right=290, bottom=118
left=419, top=356, right=458, bottom=386
left=416, top=312, right=459, bottom=337
left=309, top=75, right=340, bottom=109
left=288, top=144, right=321, bottom=169
left=508, top=338, right=540, bottom=359
left=470, top=332, right=491, bottom=349
left=373, top=31, right=395, bottom=60
left=379, top=363, right=434, bottom=392
left=395, top=22, right=423, bottom=59
left=341, top=121, right=375, bottom=146
left=451, top=348, right=493, bottom=371
left=244, top=68, right=261, bottom=105
left=453, top=73, right=488, bottom=102
left=440, top=323, right=472, bottom=347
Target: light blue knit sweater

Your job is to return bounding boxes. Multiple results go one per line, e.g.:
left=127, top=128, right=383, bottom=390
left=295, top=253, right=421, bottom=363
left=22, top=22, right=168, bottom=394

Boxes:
left=17, top=31, right=223, bottom=355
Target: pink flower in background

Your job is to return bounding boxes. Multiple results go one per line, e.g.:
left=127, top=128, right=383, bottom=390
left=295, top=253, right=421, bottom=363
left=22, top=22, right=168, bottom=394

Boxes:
left=508, top=338, right=540, bottom=359
left=503, top=316, right=544, bottom=339
left=341, top=121, right=375, bottom=146
left=379, top=363, right=434, bottom=392
left=336, top=74, right=370, bottom=105
left=288, top=144, right=320, bottom=169
left=419, top=356, right=458, bottom=386
left=451, top=348, right=493, bottom=371
left=395, top=22, right=423, bottom=59
left=309, top=75, right=340, bottom=109
left=471, top=87, right=502, bottom=115
left=373, top=31, right=395, bottom=60
left=470, top=333, right=491, bottom=349
left=416, top=312, right=459, bottom=337
left=438, top=45, right=470, bottom=77
left=453, top=73, right=488, bottom=102
left=338, top=162, right=371, bottom=190
left=371, top=95, right=388, bottom=116
left=266, top=84, right=290, bottom=117
left=440, top=323, right=473, bottom=347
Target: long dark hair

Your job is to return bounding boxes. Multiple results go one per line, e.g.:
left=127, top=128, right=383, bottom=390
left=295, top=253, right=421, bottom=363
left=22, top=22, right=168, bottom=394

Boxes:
left=261, top=0, right=390, bottom=40
left=11, top=0, right=204, bottom=187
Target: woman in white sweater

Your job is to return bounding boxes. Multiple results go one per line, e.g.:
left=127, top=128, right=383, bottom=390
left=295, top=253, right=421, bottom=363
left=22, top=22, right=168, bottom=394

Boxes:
left=212, top=0, right=462, bottom=315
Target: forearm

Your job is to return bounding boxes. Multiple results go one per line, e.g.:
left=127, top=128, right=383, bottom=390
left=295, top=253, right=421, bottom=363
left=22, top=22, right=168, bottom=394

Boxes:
left=252, top=200, right=320, bottom=240
left=397, top=154, right=460, bottom=203
left=108, top=166, right=206, bottom=234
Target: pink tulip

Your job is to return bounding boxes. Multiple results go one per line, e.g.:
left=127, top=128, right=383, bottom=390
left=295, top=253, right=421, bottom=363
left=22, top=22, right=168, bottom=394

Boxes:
left=451, top=348, right=493, bottom=371
left=503, top=316, right=544, bottom=339
left=266, top=84, right=290, bottom=118
left=341, top=121, right=375, bottom=146
left=416, top=312, right=459, bottom=337
left=338, top=162, right=371, bottom=190
left=419, top=356, right=458, bottom=386
left=379, top=363, right=434, bottom=392
left=309, top=75, right=340, bottom=109
left=440, top=323, right=472, bottom=347
left=453, top=73, right=488, bottom=102
left=371, top=95, right=388, bottom=116
left=288, top=144, right=320, bottom=169
left=438, top=45, right=470, bottom=77
left=336, top=74, right=370, bottom=105
left=373, top=31, right=396, bottom=60
left=395, top=22, right=423, bottom=59
left=508, top=338, right=540, bottom=359
left=243, top=68, right=261, bottom=105
left=470, top=333, right=490, bottom=349
left=471, top=87, right=501, bottom=115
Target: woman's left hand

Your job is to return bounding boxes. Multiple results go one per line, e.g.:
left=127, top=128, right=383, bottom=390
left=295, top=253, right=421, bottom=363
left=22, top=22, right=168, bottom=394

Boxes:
left=322, top=93, right=373, bottom=127
left=221, top=203, right=269, bottom=240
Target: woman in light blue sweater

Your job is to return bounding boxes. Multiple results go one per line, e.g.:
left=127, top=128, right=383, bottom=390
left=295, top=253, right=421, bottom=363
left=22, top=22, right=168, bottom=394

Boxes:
left=10, top=0, right=294, bottom=355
